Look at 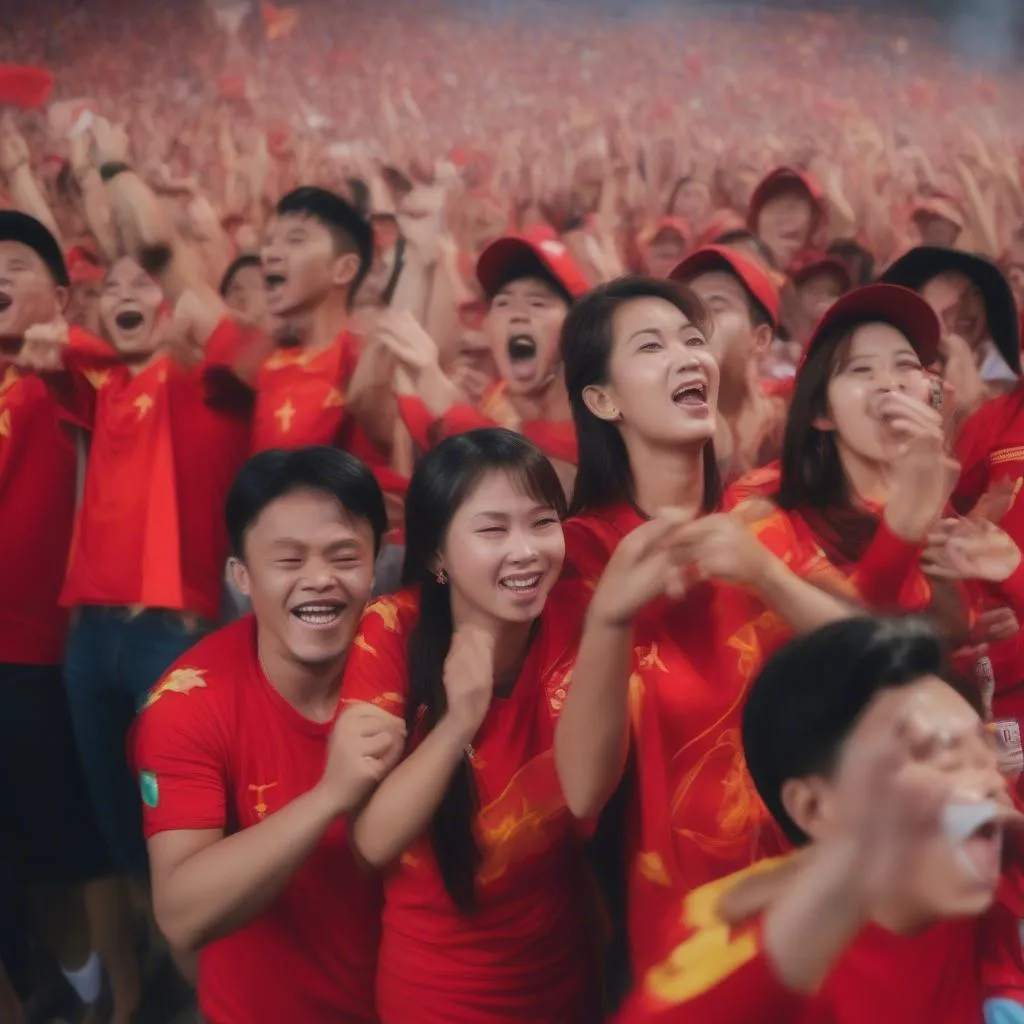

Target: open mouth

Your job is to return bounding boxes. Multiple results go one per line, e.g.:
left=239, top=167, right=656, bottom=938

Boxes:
left=114, top=310, right=145, bottom=331
left=671, top=380, right=708, bottom=408
left=265, top=273, right=287, bottom=293
left=290, top=601, right=347, bottom=629
left=507, top=335, right=537, bottom=364
left=943, top=801, right=1008, bottom=886
left=498, top=571, right=543, bottom=599
left=0, top=291, right=12, bottom=314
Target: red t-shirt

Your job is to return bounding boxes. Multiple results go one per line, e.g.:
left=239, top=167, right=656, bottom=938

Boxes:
left=563, top=503, right=805, bottom=981
left=397, top=384, right=578, bottom=464
left=340, top=584, right=600, bottom=1024
left=0, top=363, right=76, bottom=664
left=133, top=616, right=380, bottom=1024
left=52, top=333, right=250, bottom=619
left=614, top=855, right=1024, bottom=1024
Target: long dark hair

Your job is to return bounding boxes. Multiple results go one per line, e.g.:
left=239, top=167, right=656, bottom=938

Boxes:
left=562, top=276, right=721, bottom=517
left=775, top=319, right=881, bottom=565
left=400, top=428, right=567, bottom=912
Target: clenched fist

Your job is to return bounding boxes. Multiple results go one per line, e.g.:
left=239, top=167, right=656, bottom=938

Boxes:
left=321, top=703, right=407, bottom=814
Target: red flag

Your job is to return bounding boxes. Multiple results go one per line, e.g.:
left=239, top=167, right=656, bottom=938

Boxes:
left=0, top=65, right=54, bottom=109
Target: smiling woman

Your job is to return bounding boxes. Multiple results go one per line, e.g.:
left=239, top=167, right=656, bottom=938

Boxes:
left=340, top=428, right=601, bottom=1024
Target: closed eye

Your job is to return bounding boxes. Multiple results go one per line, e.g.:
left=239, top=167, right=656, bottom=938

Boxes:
left=276, top=558, right=303, bottom=567
left=477, top=526, right=507, bottom=536
left=534, top=516, right=559, bottom=529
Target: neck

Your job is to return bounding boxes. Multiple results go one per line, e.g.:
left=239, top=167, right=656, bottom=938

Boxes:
left=837, top=443, right=891, bottom=507
left=284, top=291, right=351, bottom=352
left=450, top=597, right=535, bottom=696
left=510, top=373, right=572, bottom=423
left=123, top=351, right=160, bottom=377
left=869, top=898, right=933, bottom=937
left=717, top=366, right=757, bottom=420
left=626, top=435, right=707, bottom=519
left=257, top=628, right=346, bottom=722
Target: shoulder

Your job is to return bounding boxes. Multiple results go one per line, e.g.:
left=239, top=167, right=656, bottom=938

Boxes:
left=723, top=462, right=781, bottom=511
left=563, top=506, right=634, bottom=582
left=356, top=589, right=420, bottom=642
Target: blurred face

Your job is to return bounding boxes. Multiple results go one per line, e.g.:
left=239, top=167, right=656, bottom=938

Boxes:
left=99, top=258, right=163, bottom=359
left=440, top=470, right=564, bottom=629
left=821, top=322, right=930, bottom=465
left=794, top=677, right=1010, bottom=924
left=756, top=189, right=815, bottom=270
left=224, top=263, right=268, bottom=324
left=0, top=240, right=63, bottom=338
left=584, top=296, right=719, bottom=449
left=261, top=212, right=359, bottom=319
left=486, top=277, right=568, bottom=399
left=687, top=270, right=766, bottom=385
left=921, top=272, right=988, bottom=352
left=670, top=181, right=710, bottom=225
left=65, top=280, right=102, bottom=335
left=796, top=270, right=846, bottom=328
left=645, top=230, right=688, bottom=280
left=918, top=214, right=961, bottom=249
left=232, top=488, right=376, bottom=671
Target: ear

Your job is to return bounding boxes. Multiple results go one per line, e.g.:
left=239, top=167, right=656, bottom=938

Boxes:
left=55, top=285, right=70, bottom=314
left=582, top=382, right=621, bottom=424
left=780, top=776, right=832, bottom=843
left=331, top=251, right=361, bottom=289
left=229, top=557, right=252, bottom=598
left=752, top=321, right=773, bottom=355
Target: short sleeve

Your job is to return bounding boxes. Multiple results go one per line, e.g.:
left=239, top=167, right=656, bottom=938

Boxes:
left=132, top=668, right=229, bottom=838
left=340, top=592, right=418, bottom=718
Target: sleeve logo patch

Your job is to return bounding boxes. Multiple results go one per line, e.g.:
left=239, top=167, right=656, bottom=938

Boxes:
left=139, top=770, right=160, bottom=809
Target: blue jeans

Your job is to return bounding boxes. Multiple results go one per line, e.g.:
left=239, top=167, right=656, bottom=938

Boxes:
left=64, top=607, right=210, bottom=877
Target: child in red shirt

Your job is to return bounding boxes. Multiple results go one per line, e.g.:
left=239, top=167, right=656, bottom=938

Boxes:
left=341, top=428, right=599, bottom=1024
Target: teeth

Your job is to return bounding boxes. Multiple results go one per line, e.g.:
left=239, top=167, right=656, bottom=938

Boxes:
left=500, top=575, right=541, bottom=591
left=292, top=604, right=343, bottom=625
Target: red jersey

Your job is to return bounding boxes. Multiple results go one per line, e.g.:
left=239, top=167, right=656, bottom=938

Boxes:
left=397, top=383, right=577, bottom=464
left=615, top=856, right=1024, bottom=1024
left=0, top=363, right=76, bottom=664
left=563, top=504, right=806, bottom=980
left=51, top=331, right=250, bottom=619
left=133, top=616, right=380, bottom=1024
left=340, top=584, right=600, bottom=1024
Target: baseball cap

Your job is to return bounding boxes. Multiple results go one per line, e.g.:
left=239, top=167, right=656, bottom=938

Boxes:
left=670, top=244, right=781, bottom=329
left=748, top=167, right=825, bottom=232
left=476, top=228, right=591, bottom=303
left=799, top=283, right=941, bottom=374
left=788, top=250, right=852, bottom=293
left=0, top=210, right=69, bottom=286
left=66, top=244, right=105, bottom=285
left=881, top=246, right=1020, bottom=375
left=638, top=216, right=693, bottom=250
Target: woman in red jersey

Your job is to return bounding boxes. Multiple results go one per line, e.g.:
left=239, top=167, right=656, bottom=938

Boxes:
left=554, top=276, right=853, bottom=989
left=341, top=428, right=600, bottom=1024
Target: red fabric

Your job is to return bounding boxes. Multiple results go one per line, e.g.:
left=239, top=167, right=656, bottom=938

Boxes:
left=0, top=364, right=76, bottom=663
left=0, top=64, right=54, bottom=109
left=133, top=617, right=379, bottom=1024
left=54, top=337, right=249, bottom=619
left=954, top=385, right=1024, bottom=704
left=339, top=584, right=599, bottom=1024
left=615, top=854, right=1022, bottom=1024
left=563, top=504, right=801, bottom=979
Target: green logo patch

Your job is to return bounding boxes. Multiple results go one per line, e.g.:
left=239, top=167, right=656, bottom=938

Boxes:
left=140, top=770, right=160, bottom=809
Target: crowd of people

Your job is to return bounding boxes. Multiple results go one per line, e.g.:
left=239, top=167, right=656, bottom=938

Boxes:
left=5, top=0, right=1024, bottom=1022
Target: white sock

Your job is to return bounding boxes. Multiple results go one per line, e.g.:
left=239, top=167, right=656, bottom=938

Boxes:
left=61, top=951, right=102, bottom=1005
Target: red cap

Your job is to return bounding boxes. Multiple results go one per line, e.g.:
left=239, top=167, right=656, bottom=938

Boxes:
left=695, top=209, right=746, bottom=248
left=638, top=215, right=693, bottom=250
left=0, top=64, right=54, bottom=110
left=747, top=167, right=825, bottom=232
left=788, top=250, right=852, bottom=292
left=669, top=244, right=781, bottom=329
left=798, top=283, right=941, bottom=375
left=65, top=245, right=105, bottom=285
left=476, top=228, right=591, bottom=301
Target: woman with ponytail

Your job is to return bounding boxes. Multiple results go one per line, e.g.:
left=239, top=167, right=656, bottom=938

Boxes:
left=341, top=427, right=599, bottom=1024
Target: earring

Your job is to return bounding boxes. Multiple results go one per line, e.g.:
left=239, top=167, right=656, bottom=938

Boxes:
left=435, top=568, right=449, bottom=585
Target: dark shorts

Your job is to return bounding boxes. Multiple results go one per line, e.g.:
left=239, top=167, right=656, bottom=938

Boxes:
left=0, top=663, right=113, bottom=885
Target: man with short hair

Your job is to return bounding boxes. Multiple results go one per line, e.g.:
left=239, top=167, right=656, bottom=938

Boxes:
left=615, top=616, right=1024, bottom=1023
left=134, top=446, right=404, bottom=1024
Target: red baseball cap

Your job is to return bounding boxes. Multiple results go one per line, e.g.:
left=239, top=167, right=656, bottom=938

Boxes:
left=799, top=283, right=941, bottom=375
left=669, top=244, right=781, bottom=329
left=66, top=244, right=105, bottom=285
left=695, top=208, right=746, bottom=248
left=476, top=228, right=591, bottom=302
left=747, top=167, right=825, bottom=232
left=788, top=250, right=852, bottom=293
left=638, top=215, right=693, bottom=250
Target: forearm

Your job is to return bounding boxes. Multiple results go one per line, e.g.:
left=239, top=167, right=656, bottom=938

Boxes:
left=389, top=247, right=432, bottom=321
left=763, top=839, right=866, bottom=993
left=352, top=715, right=469, bottom=868
left=75, top=168, right=119, bottom=261
left=754, top=557, right=852, bottom=634
left=7, top=167, right=62, bottom=246
left=555, top=612, right=632, bottom=819
left=412, top=361, right=463, bottom=418
left=153, top=783, right=339, bottom=951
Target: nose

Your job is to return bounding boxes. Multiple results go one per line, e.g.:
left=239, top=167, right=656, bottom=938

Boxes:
left=507, top=531, right=539, bottom=565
